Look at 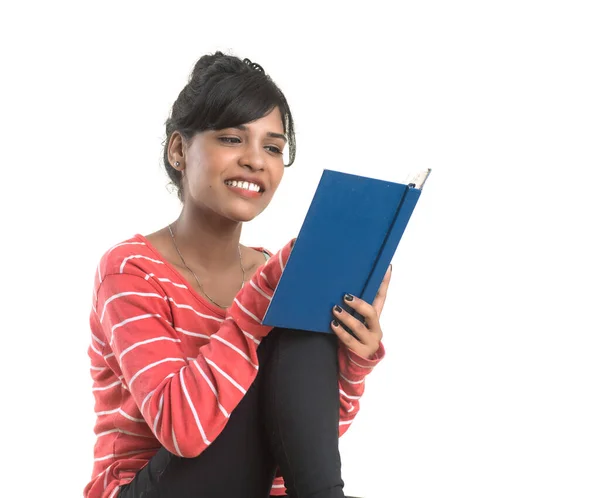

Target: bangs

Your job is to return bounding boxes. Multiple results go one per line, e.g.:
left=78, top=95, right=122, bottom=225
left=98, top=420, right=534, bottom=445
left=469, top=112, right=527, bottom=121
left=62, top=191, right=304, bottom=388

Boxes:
left=187, top=72, right=289, bottom=134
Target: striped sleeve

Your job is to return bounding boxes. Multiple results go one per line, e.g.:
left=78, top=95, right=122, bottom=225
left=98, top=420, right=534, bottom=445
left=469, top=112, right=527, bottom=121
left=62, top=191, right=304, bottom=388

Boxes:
left=94, top=239, right=295, bottom=458
left=336, top=343, right=385, bottom=436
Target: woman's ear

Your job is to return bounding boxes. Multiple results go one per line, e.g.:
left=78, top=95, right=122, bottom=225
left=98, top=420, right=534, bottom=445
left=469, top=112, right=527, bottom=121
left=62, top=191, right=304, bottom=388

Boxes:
left=168, top=131, right=185, bottom=171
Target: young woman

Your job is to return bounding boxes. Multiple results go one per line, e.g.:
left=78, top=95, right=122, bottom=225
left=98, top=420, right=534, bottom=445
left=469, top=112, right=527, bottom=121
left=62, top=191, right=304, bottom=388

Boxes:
left=84, top=52, right=390, bottom=498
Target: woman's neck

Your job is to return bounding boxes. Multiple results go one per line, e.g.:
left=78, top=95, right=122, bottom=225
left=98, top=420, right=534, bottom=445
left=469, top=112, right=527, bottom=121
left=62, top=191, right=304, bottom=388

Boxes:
left=171, top=206, right=243, bottom=273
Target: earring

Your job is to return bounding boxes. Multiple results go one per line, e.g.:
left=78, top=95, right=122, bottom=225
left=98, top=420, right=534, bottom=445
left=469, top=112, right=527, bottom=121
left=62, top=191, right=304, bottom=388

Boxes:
left=175, top=161, right=180, bottom=167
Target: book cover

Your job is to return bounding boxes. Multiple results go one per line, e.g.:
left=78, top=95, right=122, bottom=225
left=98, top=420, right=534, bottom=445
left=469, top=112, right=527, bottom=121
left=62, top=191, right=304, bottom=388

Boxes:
left=262, top=168, right=430, bottom=333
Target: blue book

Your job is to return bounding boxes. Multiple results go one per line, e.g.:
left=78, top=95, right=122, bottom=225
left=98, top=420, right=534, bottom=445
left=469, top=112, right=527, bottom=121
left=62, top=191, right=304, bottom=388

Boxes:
left=262, top=168, right=431, bottom=334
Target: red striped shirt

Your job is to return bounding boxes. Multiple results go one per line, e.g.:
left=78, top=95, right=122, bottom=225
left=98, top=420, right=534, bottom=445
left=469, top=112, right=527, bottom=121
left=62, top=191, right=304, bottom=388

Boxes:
left=84, top=234, right=384, bottom=498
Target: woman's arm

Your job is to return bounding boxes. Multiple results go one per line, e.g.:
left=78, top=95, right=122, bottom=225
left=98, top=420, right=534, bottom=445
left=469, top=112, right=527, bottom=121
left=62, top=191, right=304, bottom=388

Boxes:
left=93, top=239, right=295, bottom=458
left=337, top=344, right=385, bottom=436
left=332, top=265, right=392, bottom=434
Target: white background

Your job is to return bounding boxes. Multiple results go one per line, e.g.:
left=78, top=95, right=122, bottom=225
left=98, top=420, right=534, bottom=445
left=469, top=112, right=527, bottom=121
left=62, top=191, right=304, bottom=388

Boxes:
left=1, top=1, right=599, bottom=497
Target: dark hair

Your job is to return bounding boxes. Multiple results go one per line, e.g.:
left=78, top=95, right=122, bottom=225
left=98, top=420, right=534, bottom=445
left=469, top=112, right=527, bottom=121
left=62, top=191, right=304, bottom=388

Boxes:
left=163, top=52, right=296, bottom=201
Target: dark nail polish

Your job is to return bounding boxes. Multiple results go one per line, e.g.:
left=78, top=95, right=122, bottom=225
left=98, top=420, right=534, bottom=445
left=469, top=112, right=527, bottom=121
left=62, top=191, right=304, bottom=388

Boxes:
left=334, top=305, right=342, bottom=313
left=344, top=294, right=354, bottom=302
left=332, top=320, right=339, bottom=327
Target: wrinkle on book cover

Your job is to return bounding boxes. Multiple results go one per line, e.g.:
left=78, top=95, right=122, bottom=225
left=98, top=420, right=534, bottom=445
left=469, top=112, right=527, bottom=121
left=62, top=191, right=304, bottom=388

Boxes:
left=262, top=168, right=430, bottom=333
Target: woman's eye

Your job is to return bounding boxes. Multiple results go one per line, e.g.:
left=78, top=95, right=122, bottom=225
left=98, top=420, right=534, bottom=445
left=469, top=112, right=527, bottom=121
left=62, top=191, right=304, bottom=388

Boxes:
left=265, top=145, right=283, bottom=155
left=219, top=137, right=241, bottom=144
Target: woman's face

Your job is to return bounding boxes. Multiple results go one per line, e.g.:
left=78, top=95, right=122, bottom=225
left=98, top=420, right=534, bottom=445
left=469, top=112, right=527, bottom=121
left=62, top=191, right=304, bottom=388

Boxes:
left=175, top=107, right=287, bottom=223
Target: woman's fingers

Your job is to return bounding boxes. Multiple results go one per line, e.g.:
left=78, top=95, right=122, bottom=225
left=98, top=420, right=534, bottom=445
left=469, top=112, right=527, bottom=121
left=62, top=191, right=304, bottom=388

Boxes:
left=339, top=294, right=380, bottom=333
left=332, top=304, right=369, bottom=343
left=331, top=290, right=386, bottom=358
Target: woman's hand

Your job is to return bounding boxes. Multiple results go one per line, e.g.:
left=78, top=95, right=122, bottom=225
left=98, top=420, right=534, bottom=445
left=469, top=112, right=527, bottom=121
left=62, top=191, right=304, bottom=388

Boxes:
left=331, top=265, right=392, bottom=359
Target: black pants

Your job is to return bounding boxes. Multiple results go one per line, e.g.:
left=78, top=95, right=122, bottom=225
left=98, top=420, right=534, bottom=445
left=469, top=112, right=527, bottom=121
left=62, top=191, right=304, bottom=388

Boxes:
left=118, top=328, right=346, bottom=498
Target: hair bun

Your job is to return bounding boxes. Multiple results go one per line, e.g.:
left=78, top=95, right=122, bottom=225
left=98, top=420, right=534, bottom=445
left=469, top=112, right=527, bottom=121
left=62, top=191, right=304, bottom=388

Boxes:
left=190, top=51, right=227, bottom=79
left=243, top=58, right=265, bottom=73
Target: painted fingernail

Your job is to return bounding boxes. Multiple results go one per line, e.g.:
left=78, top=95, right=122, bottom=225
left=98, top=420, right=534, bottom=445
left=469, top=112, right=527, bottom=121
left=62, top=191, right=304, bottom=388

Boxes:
left=344, top=294, right=354, bottom=302
left=334, top=305, right=342, bottom=313
left=332, top=320, right=339, bottom=327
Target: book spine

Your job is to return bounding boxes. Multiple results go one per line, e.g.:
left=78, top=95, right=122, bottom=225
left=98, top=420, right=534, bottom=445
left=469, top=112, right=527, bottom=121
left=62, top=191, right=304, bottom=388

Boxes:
left=359, top=186, right=422, bottom=304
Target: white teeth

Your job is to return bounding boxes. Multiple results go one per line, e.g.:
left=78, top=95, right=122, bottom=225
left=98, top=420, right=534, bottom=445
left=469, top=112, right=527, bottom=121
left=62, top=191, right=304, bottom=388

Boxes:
left=225, top=180, right=262, bottom=192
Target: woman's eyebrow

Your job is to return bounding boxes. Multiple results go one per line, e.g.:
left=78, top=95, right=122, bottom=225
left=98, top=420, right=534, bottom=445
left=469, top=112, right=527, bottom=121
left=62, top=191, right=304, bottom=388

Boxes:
left=233, top=125, right=288, bottom=143
left=267, top=132, right=288, bottom=143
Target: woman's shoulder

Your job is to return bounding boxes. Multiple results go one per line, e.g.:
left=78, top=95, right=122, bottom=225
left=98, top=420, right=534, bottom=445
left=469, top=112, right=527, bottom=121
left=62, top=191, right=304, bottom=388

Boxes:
left=95, top=234, right=164, bottom=284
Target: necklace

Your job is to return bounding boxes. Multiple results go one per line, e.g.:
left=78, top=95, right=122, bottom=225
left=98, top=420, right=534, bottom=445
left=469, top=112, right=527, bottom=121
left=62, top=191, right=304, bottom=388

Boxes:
left=168, top=223, right=246, bottom=309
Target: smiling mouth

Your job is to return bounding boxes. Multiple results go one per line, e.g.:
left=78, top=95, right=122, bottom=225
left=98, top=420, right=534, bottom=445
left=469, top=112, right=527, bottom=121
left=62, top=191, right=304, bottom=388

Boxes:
left=224, top=179, right=264, bottom=193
